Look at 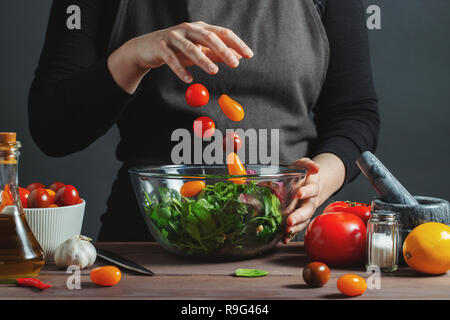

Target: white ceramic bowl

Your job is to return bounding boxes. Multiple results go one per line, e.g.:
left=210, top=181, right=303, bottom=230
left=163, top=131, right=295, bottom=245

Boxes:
left=24, top=200, right=86, bottom=261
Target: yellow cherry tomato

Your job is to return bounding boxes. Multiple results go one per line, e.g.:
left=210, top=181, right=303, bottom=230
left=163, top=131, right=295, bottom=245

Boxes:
left=180, top=180, right=206, bottom=197
left=227, top=152, right=247, bottom=184
left=90, top=266, right=122, bottom=287
left=337, top=274, right=367, bottom=297
left=218, top=94, right=245, bottom=122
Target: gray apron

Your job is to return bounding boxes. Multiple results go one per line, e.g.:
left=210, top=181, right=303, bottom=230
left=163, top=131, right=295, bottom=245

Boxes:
left=98, top=0, right=329, bottom=241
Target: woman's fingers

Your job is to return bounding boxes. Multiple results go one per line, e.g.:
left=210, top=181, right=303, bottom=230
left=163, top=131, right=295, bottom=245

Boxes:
left=295, top=183, right=319, bottom=200
left=179, top=47, right=242, bottom=67
left=161, top=45, right=193, bottom=83
left=202, top=24, right=254, bottom=59
left=187, top=28, right=241, bottom=68
left=290, top=158, right=320, bottom=175
left=286, top=199, right=316, bottom=228
left=282, top=219, right=311, bottom=244
left=169, top=31, right=219, bottom=75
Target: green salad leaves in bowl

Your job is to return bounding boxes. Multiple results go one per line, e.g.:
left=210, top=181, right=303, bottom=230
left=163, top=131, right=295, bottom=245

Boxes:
left=129, top=165, right=306, bottom=260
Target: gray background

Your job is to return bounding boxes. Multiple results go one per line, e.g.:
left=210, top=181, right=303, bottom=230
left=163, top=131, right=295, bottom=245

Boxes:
left=0, top=1, right=449, bottom=240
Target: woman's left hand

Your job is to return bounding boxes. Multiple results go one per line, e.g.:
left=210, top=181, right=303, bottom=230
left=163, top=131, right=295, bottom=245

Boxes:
left=282, top=158, right=320, bottom=244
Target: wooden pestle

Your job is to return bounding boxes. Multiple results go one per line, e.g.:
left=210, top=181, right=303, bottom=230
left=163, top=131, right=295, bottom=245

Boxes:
left=356, top=151, right=418, bottom=205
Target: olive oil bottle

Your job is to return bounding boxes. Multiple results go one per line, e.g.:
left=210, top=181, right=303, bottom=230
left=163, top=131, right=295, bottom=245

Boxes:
left=0, top=132, right=45, bottom=280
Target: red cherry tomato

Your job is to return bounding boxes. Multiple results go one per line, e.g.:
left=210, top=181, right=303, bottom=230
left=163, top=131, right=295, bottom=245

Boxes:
left=222, top=132, right=243, bottom=152
left=304, top=212, right=366, bottom=267
left=18, top=187, right=30, bottom=208
left=26, top=182, right=46, bottom=193
left=55, top=185, right=80, bottom=206
left=185, top=83, right=209, bottom=107
left=218, top=94, right=245, bottom=121
left=28, top=188, right=52, bottom=208
left=49, top=182, right=65, bottom=193
left=324, top=201, right=371, bottom=224
left=337, top=274, right=367, bottom=297
left=193, top=116, right=215, bottom=139
left=302, top=262, right=330, bottom=288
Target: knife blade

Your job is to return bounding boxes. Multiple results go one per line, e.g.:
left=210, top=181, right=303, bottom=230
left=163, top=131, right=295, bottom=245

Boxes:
left=95, top=248, right=154, bottom=276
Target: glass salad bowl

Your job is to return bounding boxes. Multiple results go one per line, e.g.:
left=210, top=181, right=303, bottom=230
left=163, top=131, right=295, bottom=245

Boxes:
left=129, top=164, right=306, bottom=260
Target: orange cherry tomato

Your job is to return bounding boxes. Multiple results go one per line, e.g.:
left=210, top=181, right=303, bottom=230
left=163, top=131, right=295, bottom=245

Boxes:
left=45, top=189, right=56, bottom=204
left=218, top=94, right=245, bottom=122
left=223, top=132, right=243, bottom=152
left=180, top=180, right=206, bottom=197
left=337, top=274, right=367, bottom=297
left=0, top=184, right=14, bottom=212
left=193, top=116, right=215, bottom=139
left=227, top=152, right=246, bottom=184
left=48, top=204, right=58, bottom=208
left=90, top=266, right=122, bottom=287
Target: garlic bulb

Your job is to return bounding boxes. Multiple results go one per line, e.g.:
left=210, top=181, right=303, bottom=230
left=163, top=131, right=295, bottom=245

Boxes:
left=54, top=235, right=97, bottom=269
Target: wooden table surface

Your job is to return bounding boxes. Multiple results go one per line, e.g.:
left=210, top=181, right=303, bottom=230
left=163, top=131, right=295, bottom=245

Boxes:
left=0, top=242, right=449, bottom=300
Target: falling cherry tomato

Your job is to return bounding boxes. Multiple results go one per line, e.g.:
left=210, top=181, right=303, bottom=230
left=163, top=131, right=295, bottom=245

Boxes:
left=223, top=132, right=242, bottom=152
left=302, top=262, right=330, bottom=288
left=193, top=116, right=215, bottom=139
left=218, top=94, right=245, bottom=122
left=90, top=266, right=122, bottom=287
left=185, top=83, right=210, bottom=107
left=180, top=180, right=206, bottom=197
left=337, top=274, right=367, bottom=297
left=227, top=152, right=246, bottom=184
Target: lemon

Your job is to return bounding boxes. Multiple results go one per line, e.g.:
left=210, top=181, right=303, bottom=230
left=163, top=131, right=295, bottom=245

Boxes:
left=403, top=222, right=450, bottom=274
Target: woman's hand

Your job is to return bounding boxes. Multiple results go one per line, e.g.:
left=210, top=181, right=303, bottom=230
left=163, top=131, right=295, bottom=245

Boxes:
left=282, top=153, right=346, bottom=243
left=108, top=21, right=254, bottom=93
left=283, top=158, right=320, bottom=244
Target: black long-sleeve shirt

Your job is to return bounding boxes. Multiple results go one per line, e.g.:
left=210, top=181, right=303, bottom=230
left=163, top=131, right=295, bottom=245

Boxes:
left=28, top=0, right=379, bottom=184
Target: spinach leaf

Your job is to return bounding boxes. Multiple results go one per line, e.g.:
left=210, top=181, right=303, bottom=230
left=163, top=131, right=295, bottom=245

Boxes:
left=235, top=268, right=268, bottom=277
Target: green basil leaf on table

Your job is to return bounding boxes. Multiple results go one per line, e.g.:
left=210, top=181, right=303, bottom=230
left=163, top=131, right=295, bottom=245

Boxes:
left=235, top=268, right=269, bottom=277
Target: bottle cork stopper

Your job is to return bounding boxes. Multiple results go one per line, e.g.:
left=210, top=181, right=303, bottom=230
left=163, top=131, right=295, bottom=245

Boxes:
left=0, top=132, right=16, bottom=144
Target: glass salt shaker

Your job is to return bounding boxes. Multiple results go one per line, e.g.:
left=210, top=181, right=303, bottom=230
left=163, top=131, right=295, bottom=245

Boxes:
left=366, top=210, right=399, bottom=272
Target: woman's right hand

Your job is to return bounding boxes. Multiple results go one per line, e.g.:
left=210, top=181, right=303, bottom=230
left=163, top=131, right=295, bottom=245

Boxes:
left=108, top=21, right=254, bottom=94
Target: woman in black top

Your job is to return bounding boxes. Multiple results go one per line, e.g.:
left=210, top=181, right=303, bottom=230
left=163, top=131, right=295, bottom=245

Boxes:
left=29, top=0, right=379, bottom=242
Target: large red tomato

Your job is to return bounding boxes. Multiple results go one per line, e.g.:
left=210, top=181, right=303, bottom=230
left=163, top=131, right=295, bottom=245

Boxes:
left=324, top=201, right=371, bottom=224
left=304, top=212, right=366, bottom=267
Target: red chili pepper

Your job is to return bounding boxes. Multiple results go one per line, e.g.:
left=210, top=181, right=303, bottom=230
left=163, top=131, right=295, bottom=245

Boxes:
left=16, top=278, right=51, bottom=290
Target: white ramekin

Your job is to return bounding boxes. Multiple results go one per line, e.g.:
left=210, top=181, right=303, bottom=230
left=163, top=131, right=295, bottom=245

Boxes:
left=24, top=200, right=86, bottom=261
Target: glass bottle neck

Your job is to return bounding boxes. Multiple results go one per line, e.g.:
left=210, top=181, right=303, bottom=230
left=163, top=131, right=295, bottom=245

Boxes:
left=0, top=143, right=21, bottom=213
left=0, top=145, right=19, bottom=187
